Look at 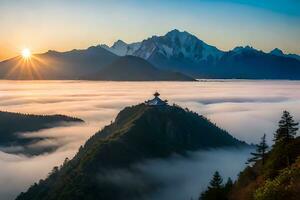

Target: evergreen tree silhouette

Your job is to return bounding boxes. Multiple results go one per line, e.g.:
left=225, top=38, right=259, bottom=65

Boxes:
left=199, top=171, right=229, bottom=200
left=274, top=111, right=298, bottom=143
left=209, top=171, right=223, bottom=189
left=247, top=134, right=269, bottom=165
left=273, top=111, right=298, bottom=166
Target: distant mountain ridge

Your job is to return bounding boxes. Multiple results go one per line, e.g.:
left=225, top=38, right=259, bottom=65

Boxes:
left=270, top=48, right=300, bottom=61
left=0, top=43, right=193, bottom=81
left=102, top=29, right=224, bottom=64
left=1, top=29, right=300, bottom=80
left=86, top=55, right=195, bottom=81
left=0, top=46, right=118, bottom=80
left=102, top=29, right=300, bottom=79
left=103, top=29, right=300, bottom=63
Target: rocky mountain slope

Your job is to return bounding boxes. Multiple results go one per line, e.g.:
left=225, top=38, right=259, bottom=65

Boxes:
left=103, top=29, right=300, bottom=79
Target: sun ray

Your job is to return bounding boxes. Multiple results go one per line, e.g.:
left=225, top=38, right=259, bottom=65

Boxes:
left=5, top=54, right=46, bottom=80
left=21, top=48, right=31, bottom=59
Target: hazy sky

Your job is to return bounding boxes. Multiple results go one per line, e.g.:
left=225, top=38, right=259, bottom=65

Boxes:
left=0, top=0, right=299, bottom=61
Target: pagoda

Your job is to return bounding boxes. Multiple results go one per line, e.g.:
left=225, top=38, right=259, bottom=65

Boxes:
left=145, top=92, right=168, bottom=106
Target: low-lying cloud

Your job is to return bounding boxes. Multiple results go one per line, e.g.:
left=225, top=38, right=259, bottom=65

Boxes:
left=0, top=80, right=299, bottom=199
left=0, top=149, right=74, bottom=200
left=97, top=148, right=252, bottom=200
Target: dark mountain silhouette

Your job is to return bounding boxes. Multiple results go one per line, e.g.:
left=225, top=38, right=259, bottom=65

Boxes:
left=16, top=103, right=247, bottom=200
left=270, top=48, right=300, bottom=61
left=86, top=55, right=195, bottom=81
left=0, top=111, right=84, bottom=155
left=204, top=47, right=300, bottom=79
left=0, top=46, right=118, bottom=80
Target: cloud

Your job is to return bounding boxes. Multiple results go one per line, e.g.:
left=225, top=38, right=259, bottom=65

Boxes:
left=0, top=80, right=299, bottom=199
left=0, top=150, right=74, bottom=200
left=97, top=148, right=252, bottom=200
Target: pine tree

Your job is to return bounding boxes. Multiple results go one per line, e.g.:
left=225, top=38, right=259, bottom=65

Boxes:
left=209, top=171, right=223, bottom=189
left=273, top=111, right=299, bottom=166
left=224, top=178, right=233, bottom=190
left=274, top=111, right=299, bottom=143
left=247, top=134, right=269, bottom=165
left=199, top=171, right=228, bottom=200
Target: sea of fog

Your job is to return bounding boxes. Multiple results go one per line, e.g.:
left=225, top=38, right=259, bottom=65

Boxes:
left=0, top=80, right=300, bottom=200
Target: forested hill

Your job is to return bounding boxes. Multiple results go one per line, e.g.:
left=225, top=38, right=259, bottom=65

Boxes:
left=229, top=131, right=300, bottom=199
left=16, top=103, right=247, bottom=200
left=229, top=114, right=300, bottom=200
left=199, top=111, right=300, bottom=200
left=0, top=111, right=84, bottom=155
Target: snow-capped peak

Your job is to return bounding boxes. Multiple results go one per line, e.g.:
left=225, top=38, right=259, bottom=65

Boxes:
left=101, top=40, right=141, bottom=56
left=101, top=29, right=224, bottom=62
left=111, top=40, right=128, bottom=48
left=132, top=29, right=224, bottom=61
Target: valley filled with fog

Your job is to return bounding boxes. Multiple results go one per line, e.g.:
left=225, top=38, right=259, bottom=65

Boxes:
left=1, top=80, right=300, bottom=200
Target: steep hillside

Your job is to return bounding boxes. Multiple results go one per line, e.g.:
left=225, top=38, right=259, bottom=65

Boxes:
left=198, top=111, right=299, bottom=200
left=229, top=137, right=300, bottom=200
left=16, top=103, right=247, bottom=200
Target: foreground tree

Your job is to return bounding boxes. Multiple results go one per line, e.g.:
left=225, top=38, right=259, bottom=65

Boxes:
left=273, top=111, right=299, bottom=167
left=274, top=111, right=298, bottom=143
left=247, top=134, right=269, bottom=165
left=199, top=171, right=231, bottom=200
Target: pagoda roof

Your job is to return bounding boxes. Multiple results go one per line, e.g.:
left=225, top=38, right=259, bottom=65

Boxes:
left=145, top=92, right=168, bottom=106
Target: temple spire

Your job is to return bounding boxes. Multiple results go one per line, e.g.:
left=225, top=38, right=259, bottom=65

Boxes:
left=145, top=91, right=167, bottom=106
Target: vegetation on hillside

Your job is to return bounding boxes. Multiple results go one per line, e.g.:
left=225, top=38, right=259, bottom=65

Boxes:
left=199, top=171, right=233, bottom=200
left=199, top=111, right=299, bottom=200
left=0, top=111, right=83, bottom=155
left=16, top=103, right=246, bottom=200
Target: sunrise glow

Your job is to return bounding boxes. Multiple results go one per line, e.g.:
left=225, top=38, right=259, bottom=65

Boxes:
left=21, top=48, right=31, bottom=59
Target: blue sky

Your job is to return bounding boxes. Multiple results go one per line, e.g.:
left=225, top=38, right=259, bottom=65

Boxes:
left=0, top=0, right=299, bottom=60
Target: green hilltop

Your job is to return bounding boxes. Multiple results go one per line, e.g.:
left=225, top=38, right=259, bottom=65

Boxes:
left=16, top=103, right=247, bottom=200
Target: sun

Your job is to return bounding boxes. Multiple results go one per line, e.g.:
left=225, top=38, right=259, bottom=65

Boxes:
left=21, top=48, right=31, bottom=59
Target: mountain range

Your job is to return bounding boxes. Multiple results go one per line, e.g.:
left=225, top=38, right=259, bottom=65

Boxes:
left=102, top=29, right=300, bottom=79
left=16, top=102, right=247, bottom=200
left=1, top=29, right=300, bottom=80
